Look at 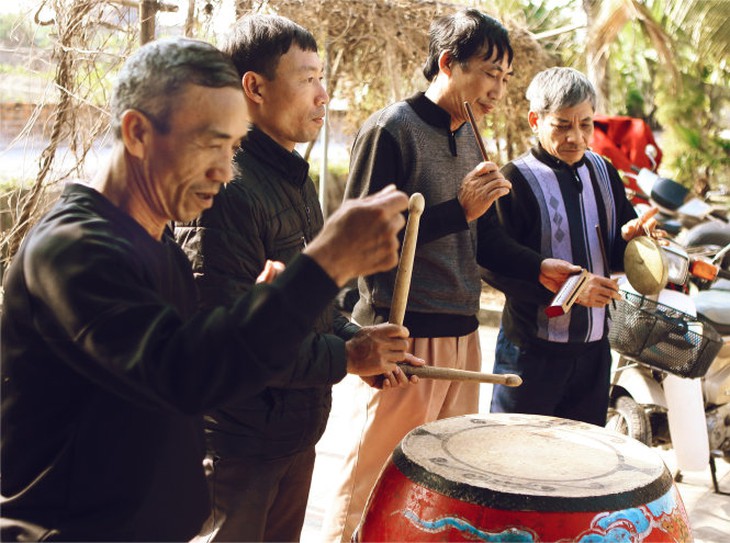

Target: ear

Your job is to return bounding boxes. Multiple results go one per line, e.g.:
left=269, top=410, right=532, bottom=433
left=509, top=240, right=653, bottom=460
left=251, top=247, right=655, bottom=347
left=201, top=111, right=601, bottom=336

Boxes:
left=437, top=51, right=453, bottom=76
left=120, top=109, right=153, bottom=159
left=242, top=71, right=265, bottom=104
left=527, top=111, right=540, bottom=132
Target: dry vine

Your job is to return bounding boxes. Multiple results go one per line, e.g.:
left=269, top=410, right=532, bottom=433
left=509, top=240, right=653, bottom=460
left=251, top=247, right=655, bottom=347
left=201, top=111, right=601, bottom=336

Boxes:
left=235, top=0, right=553, bottom=159
left=1, top=0, right=138, bottom=267
left=2, top=0, right=552, bottom=269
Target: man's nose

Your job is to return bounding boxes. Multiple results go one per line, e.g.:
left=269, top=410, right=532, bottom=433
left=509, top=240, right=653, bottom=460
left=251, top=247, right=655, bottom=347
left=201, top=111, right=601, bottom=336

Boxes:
left=488, top=78, right=507, bottom=100
left=565, top=125, right=581, bottom=142
left=208, top=150, right=234, bottom=183
left=317, top=80, right=329, bottom=106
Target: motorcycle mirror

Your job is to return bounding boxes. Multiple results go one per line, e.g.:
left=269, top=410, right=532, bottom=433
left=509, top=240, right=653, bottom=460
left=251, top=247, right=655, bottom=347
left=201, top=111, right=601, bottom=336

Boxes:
left=645, top=144, right=658, bottom=170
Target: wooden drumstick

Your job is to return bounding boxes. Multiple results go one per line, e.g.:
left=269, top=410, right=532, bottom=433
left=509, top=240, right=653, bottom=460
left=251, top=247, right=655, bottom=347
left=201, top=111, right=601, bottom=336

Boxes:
left=403, top=366, right=523, bottom=386
left=389, top=193, right=425, bottom=325
left=390, top=194, right=522, bottom=387
left=463, top=101, right=490, bottom=162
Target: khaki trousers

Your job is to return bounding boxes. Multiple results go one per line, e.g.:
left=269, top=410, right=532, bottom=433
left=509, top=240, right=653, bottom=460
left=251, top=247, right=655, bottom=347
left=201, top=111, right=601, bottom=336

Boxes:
left=320, top=331, right=481, bottom=543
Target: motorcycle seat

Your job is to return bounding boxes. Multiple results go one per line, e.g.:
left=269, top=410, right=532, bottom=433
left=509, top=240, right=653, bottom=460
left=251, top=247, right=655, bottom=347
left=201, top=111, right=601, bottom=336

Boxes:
left=651, top=177, right=689, bottom=211
left=695, top=288, right=730, bottom=335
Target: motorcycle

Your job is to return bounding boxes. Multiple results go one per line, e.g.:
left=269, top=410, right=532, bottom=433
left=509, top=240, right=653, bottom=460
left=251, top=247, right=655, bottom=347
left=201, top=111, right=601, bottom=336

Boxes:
left=606, top=236, right=730, bottom=493
left=622, top=144, right=728, bottom=237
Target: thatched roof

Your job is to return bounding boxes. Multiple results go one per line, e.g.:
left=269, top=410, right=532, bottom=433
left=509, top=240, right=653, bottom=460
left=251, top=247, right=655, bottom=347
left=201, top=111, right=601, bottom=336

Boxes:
left=1, top=0, right=556, bottom=266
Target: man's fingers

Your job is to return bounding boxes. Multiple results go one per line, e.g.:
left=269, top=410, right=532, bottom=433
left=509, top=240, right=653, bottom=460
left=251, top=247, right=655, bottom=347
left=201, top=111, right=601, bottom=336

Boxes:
left=638, top=206, right=659, bottom=224
left=484, top=187, right=511, bottom=208
left=363, top=184, right=409, bottom=215
left=401, top=353, right=425, bottom=367
left=473, top=161, right=500, bottom=175
left=256, top=259, right=285, bottom=284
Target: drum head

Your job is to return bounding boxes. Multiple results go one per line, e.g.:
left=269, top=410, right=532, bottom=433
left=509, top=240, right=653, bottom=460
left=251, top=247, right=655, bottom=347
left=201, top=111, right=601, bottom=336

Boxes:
left=394, top=413, right=672, bottom=512
left=624, top=236, right=668, bottom=295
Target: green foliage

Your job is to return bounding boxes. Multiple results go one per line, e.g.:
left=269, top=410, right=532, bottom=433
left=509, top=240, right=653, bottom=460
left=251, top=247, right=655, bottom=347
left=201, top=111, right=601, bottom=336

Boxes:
left=554, top=0, right=730, bottom=192
left=307, top=156, right=350, bottom=181
left=0, top=176, right=33, bottom=193
left=625, top=88, right=646, bottom=118
left=0, top=11, right=52, bottom=48
left=653, top=49, right=729, bottom=190
left=648, top=0, right=729, bottom=191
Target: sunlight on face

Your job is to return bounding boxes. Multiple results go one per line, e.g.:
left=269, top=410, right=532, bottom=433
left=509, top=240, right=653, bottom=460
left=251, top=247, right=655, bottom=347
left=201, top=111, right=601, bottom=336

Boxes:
left=448, top=48, right=513, bottom=126
left=531, top=100, right=594, bottom=166
left=257, top=46, right=329, bottom=151
left=146, top=84, right=248, bottom=224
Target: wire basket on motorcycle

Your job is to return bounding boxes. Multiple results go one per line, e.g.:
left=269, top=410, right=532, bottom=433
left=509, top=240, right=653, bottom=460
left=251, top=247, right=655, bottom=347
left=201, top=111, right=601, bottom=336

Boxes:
left=608, top=290, right=722, bottom=378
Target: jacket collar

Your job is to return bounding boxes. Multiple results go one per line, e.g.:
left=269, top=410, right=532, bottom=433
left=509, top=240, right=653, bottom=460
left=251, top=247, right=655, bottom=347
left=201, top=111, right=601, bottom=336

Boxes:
left=406, top=91, right=466, bottom=157
left=406, top=91, right=458, bottom=133
left=235, top=124, right=310, bottom=187
left=531, top=142, right=588, bottom=170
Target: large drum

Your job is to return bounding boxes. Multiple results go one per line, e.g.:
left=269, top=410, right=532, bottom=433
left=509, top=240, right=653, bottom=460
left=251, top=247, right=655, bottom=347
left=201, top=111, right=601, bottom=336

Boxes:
left=355, top=413, right=691, bottom=542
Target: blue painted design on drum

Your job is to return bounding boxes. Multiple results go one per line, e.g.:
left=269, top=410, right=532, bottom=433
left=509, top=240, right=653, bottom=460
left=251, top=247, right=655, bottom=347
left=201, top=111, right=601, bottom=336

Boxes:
left=576, top=487, right=680, bottom=542
left=593, top=507, right=650, bottom=533
left=403, top=509, right=536, bottom=542
left=646, top=488, right=676, bottom=518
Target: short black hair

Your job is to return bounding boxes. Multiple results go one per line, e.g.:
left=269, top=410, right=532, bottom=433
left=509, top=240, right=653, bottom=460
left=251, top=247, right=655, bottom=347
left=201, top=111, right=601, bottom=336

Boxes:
left=422, top=8, right=513, bottom=82
left=221, top=13, right=318, bottom=80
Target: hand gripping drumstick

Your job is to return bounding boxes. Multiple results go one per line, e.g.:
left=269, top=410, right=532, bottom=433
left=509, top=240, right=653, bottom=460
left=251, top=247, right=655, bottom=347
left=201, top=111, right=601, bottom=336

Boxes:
left=463, top=100, right=513, bottom=234
left=391, top=194, right=522, bottom=387
left=463, top=101, right=490, bottom=162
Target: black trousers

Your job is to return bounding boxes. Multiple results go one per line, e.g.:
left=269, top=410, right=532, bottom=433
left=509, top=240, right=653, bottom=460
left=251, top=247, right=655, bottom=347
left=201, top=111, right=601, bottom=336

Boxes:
left=196, top=448, right=316, bottom=542
left=489, top=329, right=612, bottom=426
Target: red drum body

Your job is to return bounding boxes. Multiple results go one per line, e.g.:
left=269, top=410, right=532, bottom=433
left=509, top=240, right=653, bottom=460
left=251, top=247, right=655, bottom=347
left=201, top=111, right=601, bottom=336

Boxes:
left=355, top=414, right=691, bottom=542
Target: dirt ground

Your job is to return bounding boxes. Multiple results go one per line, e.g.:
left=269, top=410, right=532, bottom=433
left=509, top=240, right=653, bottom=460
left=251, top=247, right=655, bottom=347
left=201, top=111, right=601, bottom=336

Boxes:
left=481, top=283, right=505, bottom=309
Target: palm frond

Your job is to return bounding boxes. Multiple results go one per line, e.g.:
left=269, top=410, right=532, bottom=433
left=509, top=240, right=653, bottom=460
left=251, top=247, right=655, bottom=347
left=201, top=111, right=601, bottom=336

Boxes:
left=587, top=0, right=679, bottom=85
left=663, top=0, right=730, bottom=61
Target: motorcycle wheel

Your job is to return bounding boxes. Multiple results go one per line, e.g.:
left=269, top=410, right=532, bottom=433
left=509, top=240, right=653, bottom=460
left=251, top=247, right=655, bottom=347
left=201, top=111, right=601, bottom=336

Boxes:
left=606, top=395, right=653, bottom=446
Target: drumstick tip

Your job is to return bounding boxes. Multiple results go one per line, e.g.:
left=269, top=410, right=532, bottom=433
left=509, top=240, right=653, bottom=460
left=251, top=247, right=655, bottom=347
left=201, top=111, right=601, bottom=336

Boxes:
left=408, top=192, right=425, bottom=215
left=504, top=374, right=523, bottom=387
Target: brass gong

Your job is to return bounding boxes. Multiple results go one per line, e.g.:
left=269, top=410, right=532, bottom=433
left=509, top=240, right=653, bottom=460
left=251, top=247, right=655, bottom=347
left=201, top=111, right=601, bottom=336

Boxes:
left=624, top=236, right=668, bottom=295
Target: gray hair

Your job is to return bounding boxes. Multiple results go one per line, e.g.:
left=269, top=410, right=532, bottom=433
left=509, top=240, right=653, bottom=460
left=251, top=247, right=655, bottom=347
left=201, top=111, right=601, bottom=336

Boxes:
left=110, top=37, right=241, bottom=138
left=525, top=67, right=596, bottom=115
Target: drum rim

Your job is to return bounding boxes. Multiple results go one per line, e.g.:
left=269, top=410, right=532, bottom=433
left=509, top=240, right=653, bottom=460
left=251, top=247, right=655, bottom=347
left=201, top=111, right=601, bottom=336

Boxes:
left=392, top=433, right=673, bottom=513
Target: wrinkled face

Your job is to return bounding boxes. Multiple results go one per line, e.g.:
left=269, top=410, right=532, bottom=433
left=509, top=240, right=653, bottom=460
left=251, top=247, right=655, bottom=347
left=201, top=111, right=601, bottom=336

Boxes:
left=145, top=84, right=247, bottom=223
left=445, top=48, right=513, bottom=125
left=529, top=99, right=595, bottom=166
left=257, top=45, right=329, bottom=151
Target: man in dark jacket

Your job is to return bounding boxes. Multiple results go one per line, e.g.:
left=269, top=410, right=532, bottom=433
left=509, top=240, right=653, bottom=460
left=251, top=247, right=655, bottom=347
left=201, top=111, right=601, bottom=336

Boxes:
left=175, top=15, right=421, bottom=543
left=0, top=37, right=410, bottom=542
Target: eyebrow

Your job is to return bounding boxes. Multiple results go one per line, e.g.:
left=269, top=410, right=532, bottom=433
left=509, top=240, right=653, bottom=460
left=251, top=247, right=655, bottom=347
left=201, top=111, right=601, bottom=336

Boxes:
left=198, top=127, right=237, bottom=141
left=485, top=62, right=514, bottom=76
left=554, top=117, right=594, bottom=123
left=297, top=62, right=323, bottom=73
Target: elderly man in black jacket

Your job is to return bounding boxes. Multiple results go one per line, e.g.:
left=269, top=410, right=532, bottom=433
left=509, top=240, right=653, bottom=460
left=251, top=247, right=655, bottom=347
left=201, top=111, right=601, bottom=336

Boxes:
left=0, top=37, right=410, bottom=542
left=175, top=15, right=421, bottom=543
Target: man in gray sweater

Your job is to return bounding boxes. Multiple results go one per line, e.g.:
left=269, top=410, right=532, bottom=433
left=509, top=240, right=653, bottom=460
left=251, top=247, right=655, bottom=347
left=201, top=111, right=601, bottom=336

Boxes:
left=321, top=8, right=514, bottom=542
